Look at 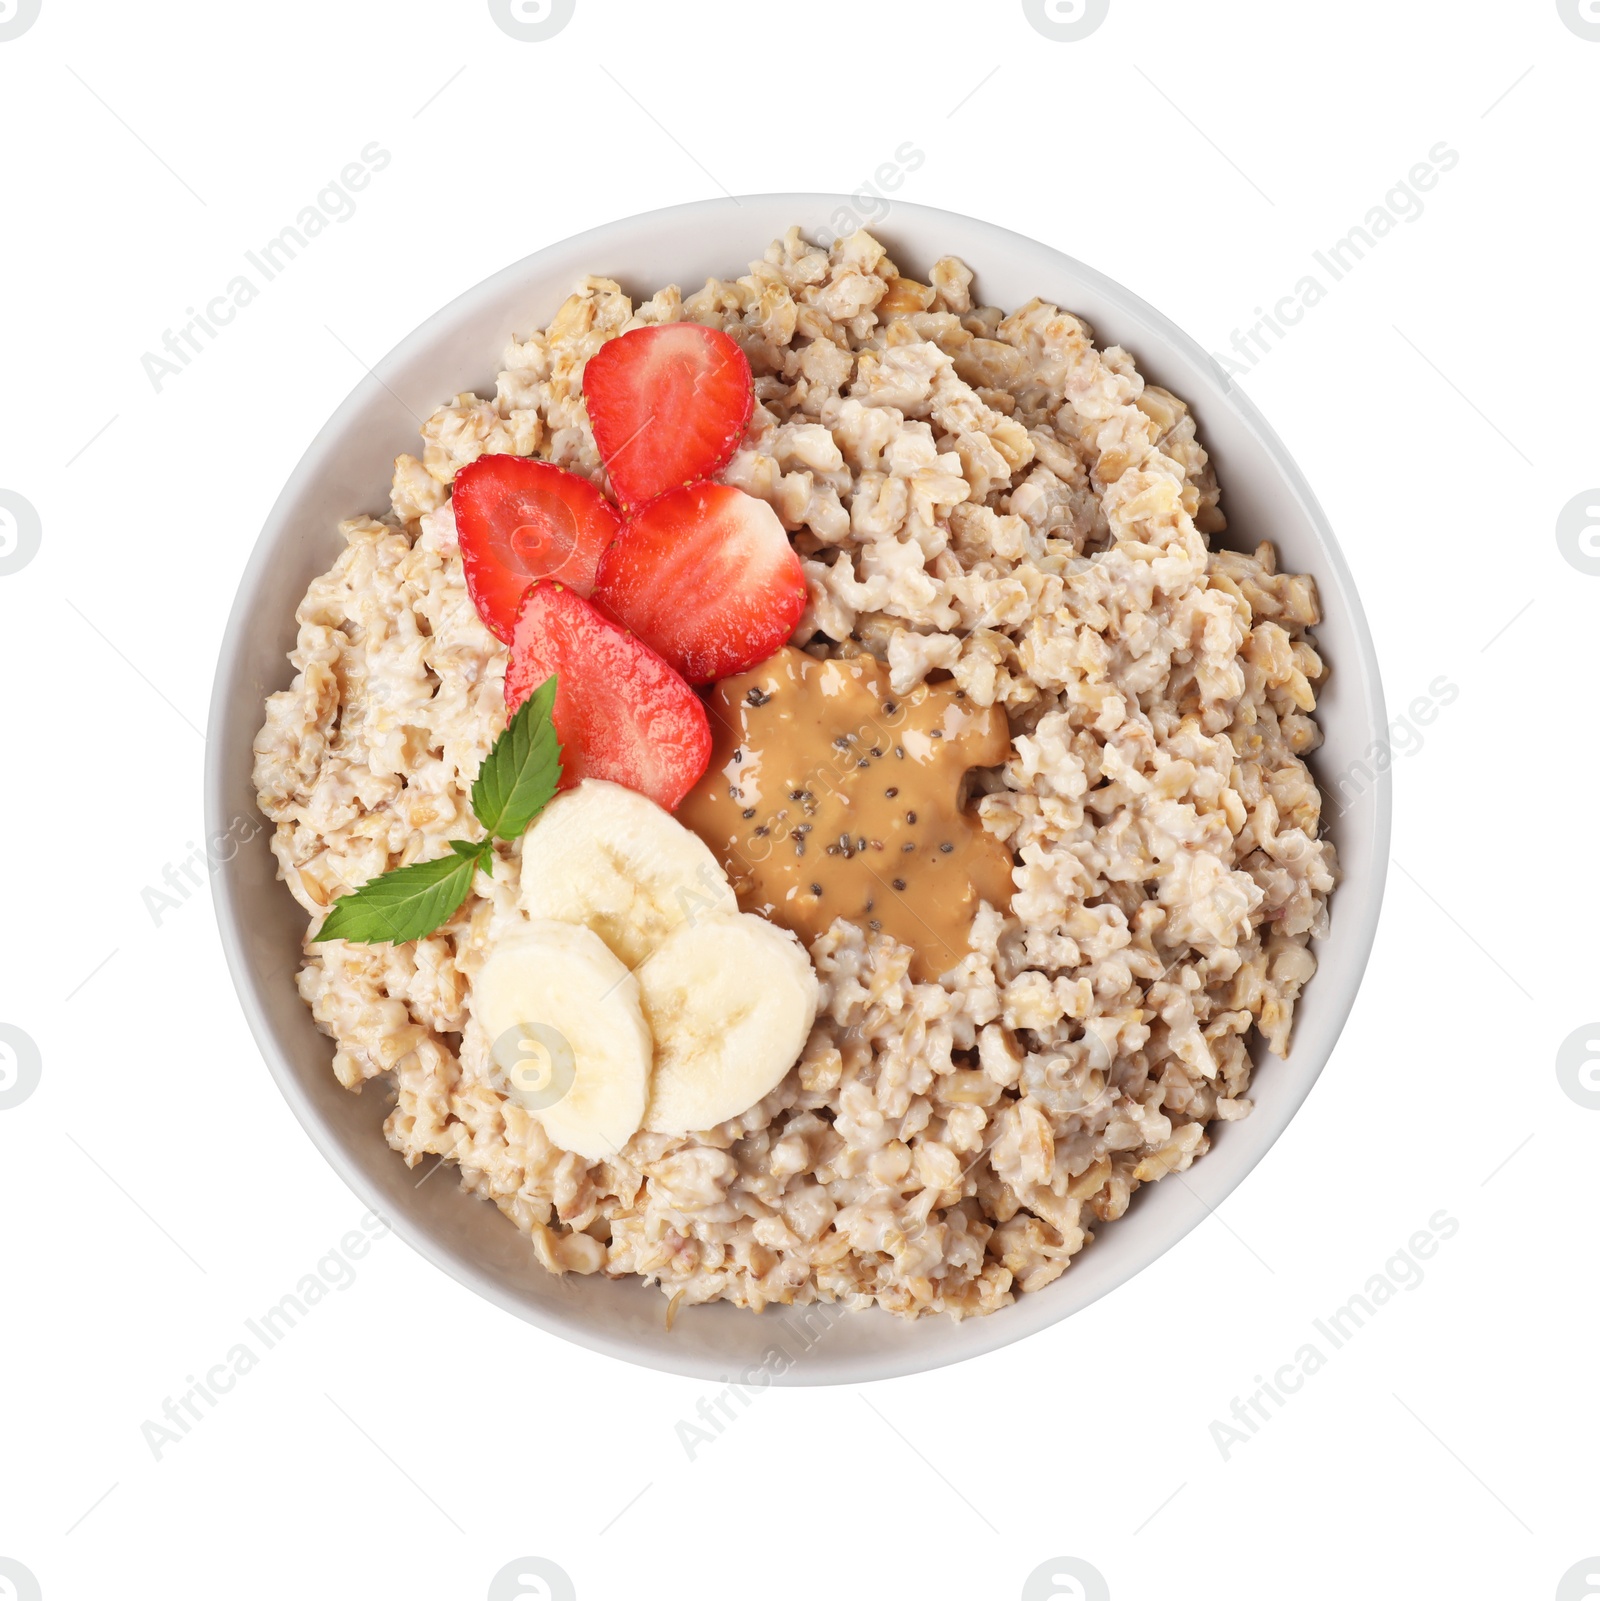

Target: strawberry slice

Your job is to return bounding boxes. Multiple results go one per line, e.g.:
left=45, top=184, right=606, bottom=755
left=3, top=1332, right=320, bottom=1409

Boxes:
left=582, top=323, right=753, bottom=510
left=592, top=482, right=807, bottom=685
left=452, top=454, right=622, bottom=642
left=505, top=580, right=711, bottom=811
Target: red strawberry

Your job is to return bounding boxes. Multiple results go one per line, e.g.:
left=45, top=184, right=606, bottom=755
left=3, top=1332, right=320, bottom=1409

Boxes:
left=592, top=482, right=807, bottom=685
left=505, top=580, right=711, bottom=812
left=452, top=454, right=622, bottom=642
left=582, top=323, right=753, bottom=510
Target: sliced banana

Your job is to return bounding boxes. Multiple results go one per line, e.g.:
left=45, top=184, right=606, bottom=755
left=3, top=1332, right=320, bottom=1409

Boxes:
left=640, top=912, right=820, bottom=1135
left=518, top=778, right=737, bottom=969
left=471, top=919, right=650, bottom=1161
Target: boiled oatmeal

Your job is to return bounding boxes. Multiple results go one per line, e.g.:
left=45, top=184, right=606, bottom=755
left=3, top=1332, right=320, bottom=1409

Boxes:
left=253, top=226, right=1336, bottom=1320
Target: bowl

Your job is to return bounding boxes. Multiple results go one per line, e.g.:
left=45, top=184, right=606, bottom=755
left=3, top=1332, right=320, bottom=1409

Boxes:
left=206, top=195, right=1390, bottom=1384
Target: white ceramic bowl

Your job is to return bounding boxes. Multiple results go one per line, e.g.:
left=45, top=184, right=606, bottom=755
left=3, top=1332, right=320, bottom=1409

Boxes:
left=207, top=195, right=1390, bottom=1384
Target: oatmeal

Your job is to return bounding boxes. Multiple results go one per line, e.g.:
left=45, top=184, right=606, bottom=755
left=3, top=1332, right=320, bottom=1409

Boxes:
left=254, top=226, right=1336, bottom=1320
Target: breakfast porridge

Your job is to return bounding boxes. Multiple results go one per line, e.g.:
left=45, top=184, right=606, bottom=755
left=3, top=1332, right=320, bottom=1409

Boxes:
left=253, top=226, right=1336, bottom=1321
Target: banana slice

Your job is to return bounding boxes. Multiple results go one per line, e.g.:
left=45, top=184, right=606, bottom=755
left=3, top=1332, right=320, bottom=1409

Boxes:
left=639, top=912, right=820, bottom=1135
left=471, top=919, right=650, bottom=1161
left=518, top=779, right=736, bottom=969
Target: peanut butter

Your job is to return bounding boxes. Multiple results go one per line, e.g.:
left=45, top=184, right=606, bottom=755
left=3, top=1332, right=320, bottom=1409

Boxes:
left=677, top=647, right=1014, bottom=982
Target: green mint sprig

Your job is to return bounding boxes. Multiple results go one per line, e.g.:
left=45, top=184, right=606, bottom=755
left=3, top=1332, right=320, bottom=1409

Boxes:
left=314, top=676, right=560, bottom=945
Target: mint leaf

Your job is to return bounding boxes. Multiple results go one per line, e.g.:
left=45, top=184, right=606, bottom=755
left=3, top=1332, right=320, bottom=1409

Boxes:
left=310, top=675, right=561, bottom=945
left=313, top=840, right=491, bottom=945
left=472, top=673, right=562, bottom=840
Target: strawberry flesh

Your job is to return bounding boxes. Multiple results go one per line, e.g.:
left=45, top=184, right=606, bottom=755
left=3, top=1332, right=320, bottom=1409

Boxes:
left=593, top=482, right=808, bottom=685
left=452, top=454, right=622, bottom=642
left=505, top=580, right=711, bottom=811
left=582, top=323, right=753, bottom=511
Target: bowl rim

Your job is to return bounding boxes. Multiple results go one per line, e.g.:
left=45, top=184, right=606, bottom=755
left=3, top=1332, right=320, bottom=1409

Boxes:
left=206, top=193, right=1391, bottom=1383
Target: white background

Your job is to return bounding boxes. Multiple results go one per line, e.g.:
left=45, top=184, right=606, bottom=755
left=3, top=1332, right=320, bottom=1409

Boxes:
left=1, top=1, right=1596, bottom=1597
